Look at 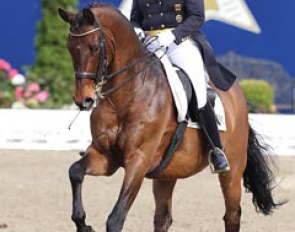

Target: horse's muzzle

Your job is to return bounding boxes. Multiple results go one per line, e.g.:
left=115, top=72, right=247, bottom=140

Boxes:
left=73, top=96, right=95, bottom=111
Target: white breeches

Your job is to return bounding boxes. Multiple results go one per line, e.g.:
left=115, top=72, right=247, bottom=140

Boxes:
left=146, top=37, right=208, bottom=109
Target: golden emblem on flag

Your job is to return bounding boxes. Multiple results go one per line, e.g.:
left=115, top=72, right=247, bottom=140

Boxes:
left=204, top=0, right=261, bottom=33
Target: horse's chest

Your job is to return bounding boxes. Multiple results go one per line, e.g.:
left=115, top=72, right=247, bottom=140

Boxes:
left=92, top=126, right=119, bottom=152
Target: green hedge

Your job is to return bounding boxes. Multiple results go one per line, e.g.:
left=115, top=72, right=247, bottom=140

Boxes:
left=239, top=79, right=274, bottom=113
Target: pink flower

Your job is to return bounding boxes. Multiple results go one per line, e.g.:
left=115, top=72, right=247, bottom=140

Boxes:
left=8, top=69, right=19, bottom=79
left=26, top=83, right=40, bottom=92
left=34, top=91, right=49, bottom=102
left=15, top=86, right=24, bottom=99
left=0, top=59, right=11, bottom=71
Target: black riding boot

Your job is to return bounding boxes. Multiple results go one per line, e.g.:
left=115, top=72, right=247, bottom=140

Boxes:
left=198, top=102, right=230, bottom=173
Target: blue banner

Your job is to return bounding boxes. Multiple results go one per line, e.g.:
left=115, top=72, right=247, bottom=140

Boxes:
left=1, top=0, right=294, bottom=78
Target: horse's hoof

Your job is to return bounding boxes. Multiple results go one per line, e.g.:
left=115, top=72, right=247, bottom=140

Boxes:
left=85, top=226, right=95, bottom=232
left=77, top=226, right=95, bottom=232
left=79, top=150, right=86, bottom=156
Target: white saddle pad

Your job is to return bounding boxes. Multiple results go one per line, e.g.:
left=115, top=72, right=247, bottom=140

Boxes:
left=187, top=95, right=226, bottom=131
left=156, top=51, right=226, bottom=131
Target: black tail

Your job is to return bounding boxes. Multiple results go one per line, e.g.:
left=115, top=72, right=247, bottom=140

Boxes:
left=243, top=126, right=286, bottom=215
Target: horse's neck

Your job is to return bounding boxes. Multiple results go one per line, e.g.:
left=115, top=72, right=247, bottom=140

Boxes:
left=99, top=9, right=154, bottom=107
left=100, top=7, right=146, bottom=75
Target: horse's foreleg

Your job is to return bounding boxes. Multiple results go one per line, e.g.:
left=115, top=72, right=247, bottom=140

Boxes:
left=219, top=171, right=243, bottom=232
left=153, top=179, right=177, bottom=232
left=106, top=157, right=148, bottom=232
left=70, top=147, right=118, bottom=232
left=69, top=156, right=94, bottom=232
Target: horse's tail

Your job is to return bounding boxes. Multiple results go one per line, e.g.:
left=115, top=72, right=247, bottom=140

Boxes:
left=243, top=125, right=285, bottom=215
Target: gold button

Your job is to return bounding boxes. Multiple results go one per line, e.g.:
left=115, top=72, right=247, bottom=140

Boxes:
left=148, top=14, right=152, bottom=18
left=160, top=12, right=164, bottom=17
left=161, top=24, right=165, bottom=28
left=158, top=1, right=162, bottom=5
left=145, top=3, right=150, bottom=7
left=174, top=4, right=182, bottom=12
left=176, top=15, right=183, bottom=23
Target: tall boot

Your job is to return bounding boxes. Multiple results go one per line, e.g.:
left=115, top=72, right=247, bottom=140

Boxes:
left=198, top=102, right=230, bottom=173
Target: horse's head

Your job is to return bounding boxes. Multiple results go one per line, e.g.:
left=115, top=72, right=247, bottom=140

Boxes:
left=58, top=7, right=110, bottom=110
left=59, top=4, right=148, bottom=110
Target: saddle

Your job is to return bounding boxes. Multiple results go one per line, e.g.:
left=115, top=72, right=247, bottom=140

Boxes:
left=175, top=68, right=217, bottom=122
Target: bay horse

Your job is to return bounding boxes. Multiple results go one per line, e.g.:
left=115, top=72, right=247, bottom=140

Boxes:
left=58, top=3, right=281, bottom=232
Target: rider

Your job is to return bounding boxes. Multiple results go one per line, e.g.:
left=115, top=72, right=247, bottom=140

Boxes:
left=130, top=0, right=236, bottom=173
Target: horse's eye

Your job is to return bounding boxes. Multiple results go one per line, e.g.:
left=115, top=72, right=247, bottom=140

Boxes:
left=91, top=44, right=100, bottom=54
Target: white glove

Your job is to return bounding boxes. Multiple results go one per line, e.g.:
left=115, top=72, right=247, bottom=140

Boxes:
left=134, top=27, right=145, bottom=40
left=157, top=31, right=176, bottom=48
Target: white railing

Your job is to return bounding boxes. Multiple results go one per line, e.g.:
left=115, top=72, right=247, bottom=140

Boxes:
left=0, top=109, right=294, bottom=155
left=249, top=114, right=295, bottom=156
left=0, top=109, right=91, bottom=151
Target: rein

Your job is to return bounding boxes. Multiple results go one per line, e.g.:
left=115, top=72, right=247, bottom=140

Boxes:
left=100, top=37, right=166, bottom=97
left=100, top=52, right=159, bottom=97
left=99, top=43, right=167, bottom=98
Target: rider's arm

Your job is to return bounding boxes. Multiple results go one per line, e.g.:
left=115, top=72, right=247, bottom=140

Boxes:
left=130, top=0, right=143, bottom=29
left=172, top=0, right=205, bottom=44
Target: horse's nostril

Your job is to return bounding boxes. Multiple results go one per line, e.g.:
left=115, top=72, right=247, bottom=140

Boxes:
left=85, top=97, right=94, bottom=105
left=83, top=97, right=94, bottom=109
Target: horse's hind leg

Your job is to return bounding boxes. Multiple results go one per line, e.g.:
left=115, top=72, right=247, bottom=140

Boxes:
left=219, top=170, right=244, bottom=232
left=153, top=179, right=177, bottom=232
left=70, top=147, right=118, bottom=232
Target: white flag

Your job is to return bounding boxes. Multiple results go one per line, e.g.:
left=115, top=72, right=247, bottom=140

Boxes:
left=205, top=0, right=261, bottom=33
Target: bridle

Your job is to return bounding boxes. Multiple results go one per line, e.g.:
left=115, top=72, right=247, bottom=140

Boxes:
left=69, top=16, right=108, bottom=92
left=68, top=8, right=164, bottom=100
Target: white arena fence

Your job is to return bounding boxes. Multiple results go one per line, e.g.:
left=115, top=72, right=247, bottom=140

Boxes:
left=0, top=109, right=91, bottom=151
left=0, top=109, right=294, bottom=155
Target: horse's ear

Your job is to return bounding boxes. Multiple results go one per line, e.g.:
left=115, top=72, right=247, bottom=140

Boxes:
left=58, top=8, right=75, bottom=24
left=82, top=8, right=96, bottom=25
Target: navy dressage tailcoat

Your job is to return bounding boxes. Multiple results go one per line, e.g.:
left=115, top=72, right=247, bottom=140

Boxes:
left=130, top=0, right=236, bottom=91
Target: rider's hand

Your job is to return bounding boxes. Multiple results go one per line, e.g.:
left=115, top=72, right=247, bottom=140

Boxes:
left=134, top=27, right=145, bottom=41
left=157, top=31, right=176, bottom=49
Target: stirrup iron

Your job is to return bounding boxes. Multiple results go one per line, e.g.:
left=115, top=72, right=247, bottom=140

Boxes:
left=208, top=147, right=230, bottom=173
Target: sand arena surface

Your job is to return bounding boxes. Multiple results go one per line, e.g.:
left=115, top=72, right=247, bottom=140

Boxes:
left=0, top=150, right=294, bottom=231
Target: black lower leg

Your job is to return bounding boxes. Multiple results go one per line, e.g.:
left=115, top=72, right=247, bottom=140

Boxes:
left=69, top=159, right=93, bottom=231
left=106, top=189, right=126, bottom=232
left=198, top=101, right=222, bottom=149
left=197, top=102, right=230, bottom=172
left=223, top=206, right=242, bottom=232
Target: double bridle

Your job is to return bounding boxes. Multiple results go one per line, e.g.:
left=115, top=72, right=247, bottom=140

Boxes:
left=68, top=9, right=163, bottom=100
left=69, top=18, right=108, bottom=98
